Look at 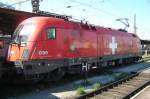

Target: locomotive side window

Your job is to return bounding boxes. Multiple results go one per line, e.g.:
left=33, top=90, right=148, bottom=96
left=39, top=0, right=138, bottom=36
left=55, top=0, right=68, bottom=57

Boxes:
left=47, top=28, right=56, bottom=39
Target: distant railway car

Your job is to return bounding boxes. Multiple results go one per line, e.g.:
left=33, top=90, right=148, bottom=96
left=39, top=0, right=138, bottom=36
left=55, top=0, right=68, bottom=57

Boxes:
left=0, top=35, right=11, bottom=78
left=7, top=17, right=142, bottom=81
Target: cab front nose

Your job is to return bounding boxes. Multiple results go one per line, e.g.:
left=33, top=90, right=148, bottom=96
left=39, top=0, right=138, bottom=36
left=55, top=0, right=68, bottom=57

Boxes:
left=7, top=44, right=23, bottom=62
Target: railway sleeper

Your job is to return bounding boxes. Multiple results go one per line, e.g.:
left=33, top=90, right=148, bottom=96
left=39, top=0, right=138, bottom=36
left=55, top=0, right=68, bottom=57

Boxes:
left=125, top=80, right=146, bottom=85
left=110, top=87, right=134, bottom=94
left=122, top=83, right=145, bottom=90
left=139, top=73, right=150, bottom=77
left=101, top=92, right=121, bottom=99
left=118, top=84, right=137, bottom=89
left=113, top=85, right=136, bottom=92
left=128, top=79, right=148, bottom=84
left=102, top=91, right=124, bottom=98
left=108, top=89, right=127, bottom=96
left=89, top=94, right=116, bottom=99
left=133, top=76, right=150, bottom=81
left=123, top=83, right=144, bottom=88
left=137, top=76, right=150, bottom=80
left=114, top=85, right=135, bottom=91
left=132, top=79, right=150, bottom=83
left=122, top=83, right=143, bottom=89
left=107, top=92, right=129, bottom=98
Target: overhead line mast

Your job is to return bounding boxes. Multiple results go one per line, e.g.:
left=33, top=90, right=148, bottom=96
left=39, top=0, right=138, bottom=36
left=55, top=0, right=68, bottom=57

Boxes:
left=30, top=0, right=71, bottom=20
left=134, top=14, right=137, bottom=34
left=31, top=0, right=42, bottom=13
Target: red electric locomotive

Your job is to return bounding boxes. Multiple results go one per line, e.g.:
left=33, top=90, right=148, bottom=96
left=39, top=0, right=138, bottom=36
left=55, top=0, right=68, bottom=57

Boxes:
left=7, top=17, right=142, bottom=80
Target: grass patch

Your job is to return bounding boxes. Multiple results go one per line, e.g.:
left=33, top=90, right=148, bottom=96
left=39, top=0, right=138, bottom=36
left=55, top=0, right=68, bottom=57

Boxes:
left=145, top=60, right=150, bottom=62
left=112, top=72, right=129, bottom=80
left=76, top=87, right=86, bottom=96
left=101, top=69, right=114, bottom=75
left=93, top=83, right=102, bottom=90
left=80, top=78, right=92, bottom=86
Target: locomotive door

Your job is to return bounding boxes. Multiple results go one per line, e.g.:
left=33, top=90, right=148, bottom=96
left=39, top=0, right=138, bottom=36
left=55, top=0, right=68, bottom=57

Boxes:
left=40, top=27, right=60, bottom=59
left=67, top=30, right=81, bottom=58
left=54, top=28, right=81, bottom=58
left=98, top=32, right=103, bottom=57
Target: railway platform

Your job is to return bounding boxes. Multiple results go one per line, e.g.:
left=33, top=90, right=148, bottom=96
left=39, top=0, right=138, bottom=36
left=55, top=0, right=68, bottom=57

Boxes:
left=131, top=67, right=150, bottom=99
left=132, top=85, right=150, bottom=99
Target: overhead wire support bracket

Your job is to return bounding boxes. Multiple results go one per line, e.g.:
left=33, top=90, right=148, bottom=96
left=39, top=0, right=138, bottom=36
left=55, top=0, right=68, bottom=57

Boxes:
left=116, top=18, right=129, bottom=31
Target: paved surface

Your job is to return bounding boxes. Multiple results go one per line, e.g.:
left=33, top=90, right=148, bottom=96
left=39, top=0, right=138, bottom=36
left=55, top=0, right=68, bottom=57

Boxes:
left=141, top=67, right=150, bottom=74
left=132, top=85, right=150, bottom=99
left=131, top=67, right=150, bottom=99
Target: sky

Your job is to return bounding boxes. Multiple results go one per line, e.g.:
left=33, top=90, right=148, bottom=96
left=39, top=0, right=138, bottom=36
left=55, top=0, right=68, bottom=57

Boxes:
left=0, top=0, right=150, bottom=40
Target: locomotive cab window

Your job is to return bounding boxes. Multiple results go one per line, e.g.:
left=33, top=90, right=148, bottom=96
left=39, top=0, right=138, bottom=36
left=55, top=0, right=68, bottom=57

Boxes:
left=47, top=28, right=56, bottom=39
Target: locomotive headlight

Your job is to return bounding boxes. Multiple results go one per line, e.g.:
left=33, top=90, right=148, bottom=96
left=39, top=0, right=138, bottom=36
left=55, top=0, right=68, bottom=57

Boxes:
left=22, top=49, right=30, bottom=59
left=8, top=50, right=15, bottom=57
left=10, top=50, right=15, bottom=55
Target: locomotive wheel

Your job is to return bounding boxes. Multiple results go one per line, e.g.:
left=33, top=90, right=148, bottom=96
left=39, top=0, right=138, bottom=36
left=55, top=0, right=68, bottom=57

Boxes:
left=48, top=68, right=66, bottom=81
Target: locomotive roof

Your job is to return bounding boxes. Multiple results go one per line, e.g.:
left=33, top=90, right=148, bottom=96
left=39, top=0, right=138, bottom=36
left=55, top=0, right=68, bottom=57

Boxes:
left=24, top=16, right=137, bottom=38
left=0, top=7, right=137, bottom=38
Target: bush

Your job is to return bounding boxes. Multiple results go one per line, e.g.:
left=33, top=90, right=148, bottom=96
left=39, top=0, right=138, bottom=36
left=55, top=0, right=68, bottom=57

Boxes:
left=76, top=87, right=86, bottom=96
left=93, top=83, right=101, bottom=90
left=113, top=72, right=129, bottom=80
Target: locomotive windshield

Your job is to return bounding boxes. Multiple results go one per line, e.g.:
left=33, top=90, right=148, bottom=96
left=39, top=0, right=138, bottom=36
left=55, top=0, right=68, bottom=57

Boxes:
left=12, top=23, right=35, bottom=43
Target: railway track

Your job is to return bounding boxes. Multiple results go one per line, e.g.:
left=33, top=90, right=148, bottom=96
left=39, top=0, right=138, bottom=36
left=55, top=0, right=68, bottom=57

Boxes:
left=76, top=68, right=150, bottom=99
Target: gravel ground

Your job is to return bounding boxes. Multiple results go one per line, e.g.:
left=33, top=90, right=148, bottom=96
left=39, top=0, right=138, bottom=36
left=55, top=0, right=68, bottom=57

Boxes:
left=114, top=62, right=150, bottom=73
left=7, top=75, right=115, bottom=99
left=6, top=62, right=150, bottom=99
